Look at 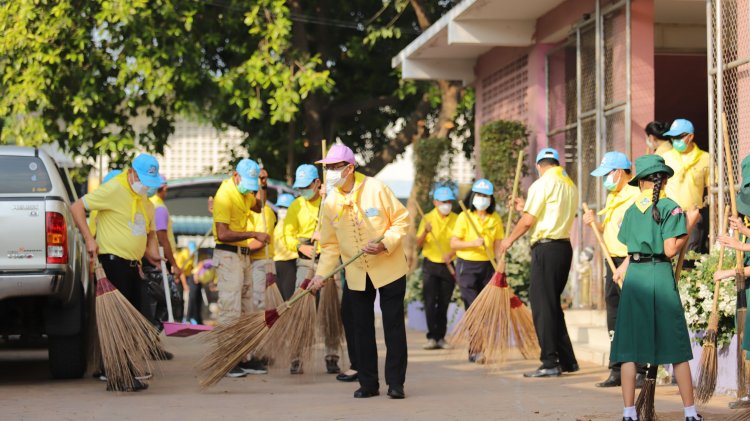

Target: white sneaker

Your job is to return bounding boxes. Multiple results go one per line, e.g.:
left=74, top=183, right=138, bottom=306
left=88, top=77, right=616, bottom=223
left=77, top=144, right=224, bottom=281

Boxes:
left=437, top=339, right=451, bottom=350
left=225, top=366, right=248, bottom=378
left=423, top=339, right=438, bottom=350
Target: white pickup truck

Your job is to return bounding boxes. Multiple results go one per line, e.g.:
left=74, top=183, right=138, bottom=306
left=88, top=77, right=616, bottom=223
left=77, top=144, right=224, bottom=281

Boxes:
left=0, top=146, right=92, bottom=378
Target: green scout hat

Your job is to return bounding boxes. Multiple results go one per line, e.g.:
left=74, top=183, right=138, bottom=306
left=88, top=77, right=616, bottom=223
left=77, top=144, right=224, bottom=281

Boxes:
left=738, top=155, right=750, bottom=216
left=628, top=154, right=675, bottom=186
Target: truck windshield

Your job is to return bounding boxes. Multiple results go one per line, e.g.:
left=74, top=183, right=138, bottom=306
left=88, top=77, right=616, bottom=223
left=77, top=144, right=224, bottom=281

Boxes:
left=0, top=156, right=52, bottom=194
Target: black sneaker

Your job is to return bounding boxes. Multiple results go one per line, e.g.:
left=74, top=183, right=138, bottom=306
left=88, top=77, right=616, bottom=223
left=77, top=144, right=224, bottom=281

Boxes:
left=239, top=360, right=268, bottom=374
left=93, top=371, right=107, bottom=382
left=685, top=416, right=703, bottom=421
left=325, top=355, right=340, bottom=374
left=106, top=379, right=149, bottom=392
left=290, top=360, right=303, bottom=375
left=225, top=366, right=248, bottom=378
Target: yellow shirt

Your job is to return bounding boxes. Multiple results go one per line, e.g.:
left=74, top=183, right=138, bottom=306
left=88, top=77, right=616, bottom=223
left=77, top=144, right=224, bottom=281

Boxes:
left=599, top=184, right=640, bottom=257
left=248, top=204, right=276, bottom=260
left=212, top=178, right=256, bottom=247
left=451, top=211, right=504, bottom=261
left=524, top=166, right=579, bottom=245
left=316, top=173, right=409, bottom=291
left=82, top=172, right=155, bottom=261
left=662, top=146, right=709, bottom=210
left=654, top=141, right=673, bottom=157
left=174, top=248, right=194, bottom=273
left=417, top=209, right=458, bottom=263
left=274, top=215, right=298, bottom=261
left=283, top=196, right=321, bottom=253
left=150, top=195, right=177, bottom=254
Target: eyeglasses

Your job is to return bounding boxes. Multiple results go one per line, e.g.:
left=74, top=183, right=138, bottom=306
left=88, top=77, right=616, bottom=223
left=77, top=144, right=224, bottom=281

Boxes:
left=326, top=163, right=349, bottom=170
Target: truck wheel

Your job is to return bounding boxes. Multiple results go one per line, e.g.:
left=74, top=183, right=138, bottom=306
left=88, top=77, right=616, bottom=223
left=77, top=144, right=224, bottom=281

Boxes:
left=48, top=333, right=86, bottom=379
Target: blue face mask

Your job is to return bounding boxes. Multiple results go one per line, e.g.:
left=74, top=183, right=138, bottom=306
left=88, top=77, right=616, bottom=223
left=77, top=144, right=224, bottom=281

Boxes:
left=603, top=172, right=619, bottom=192
left=300, top=188, right=316, bottom=200
left=673, top=137, right=689, bottom=153
left=237, top=184, right=251, bottom=195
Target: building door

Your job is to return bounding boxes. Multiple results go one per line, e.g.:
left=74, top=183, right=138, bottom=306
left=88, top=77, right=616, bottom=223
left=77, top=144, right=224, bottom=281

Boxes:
left=545, top=0, right=632, bottom=309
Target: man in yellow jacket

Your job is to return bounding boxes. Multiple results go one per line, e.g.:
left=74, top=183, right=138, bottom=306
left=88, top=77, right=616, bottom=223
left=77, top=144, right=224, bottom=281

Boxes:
left=310, top=144, right=409, bottom=400
left=661, top=118, right=709, bottom=253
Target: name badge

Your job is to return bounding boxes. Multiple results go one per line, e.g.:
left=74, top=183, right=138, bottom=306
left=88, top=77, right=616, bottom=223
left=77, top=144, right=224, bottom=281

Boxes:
left=365, top=207, right=380, bottom=217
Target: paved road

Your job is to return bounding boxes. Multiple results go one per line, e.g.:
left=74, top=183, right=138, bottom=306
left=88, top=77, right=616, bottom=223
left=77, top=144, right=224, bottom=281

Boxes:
left=0, top=328, right=738, bottom=420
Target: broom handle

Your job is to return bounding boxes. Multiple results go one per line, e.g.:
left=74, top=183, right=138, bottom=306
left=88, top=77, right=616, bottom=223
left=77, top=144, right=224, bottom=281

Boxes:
left=159, top=246, right=175, bottom=323
left=260, top=200, right=275, bottom=275
left=457, top=200, right=499, bottom=272
left=674, top=242, right=688, bottom=282
left=582, top=203, right=619, bottom=276
left=711, top=206, right=732, bottom=317
left=306, top=140, right=328, bottom=279
left=415, top=202, right=456, bottom=278
left=502, top=151, right=525, bottom=267
left=722, top=113, right=745, bottom=270
left=179, top=226, right=213, bottom=273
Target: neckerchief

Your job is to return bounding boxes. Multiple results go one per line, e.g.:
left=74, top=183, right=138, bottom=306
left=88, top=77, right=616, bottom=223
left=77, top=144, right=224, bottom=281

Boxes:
left=634, top=188, right=667, bottom=214
left=114, top=171, right=151, bottom=228
left=598, top=184, right=637, bottom=225
left=332, top=172, right=366, bottom=226
left=673, top=147, right=703, bottom=183
left=547, top=166, right=576, bottom=187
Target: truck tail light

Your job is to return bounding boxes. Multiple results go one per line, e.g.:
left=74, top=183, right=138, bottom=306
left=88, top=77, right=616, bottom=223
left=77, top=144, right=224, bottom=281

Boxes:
left=46, top=211, right=68, bottom=264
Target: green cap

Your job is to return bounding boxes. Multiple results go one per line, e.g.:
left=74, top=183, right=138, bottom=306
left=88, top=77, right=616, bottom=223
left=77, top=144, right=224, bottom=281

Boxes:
left=741, top=155, right=750, bottom=188
left=628, top=154, right=675, bottom=186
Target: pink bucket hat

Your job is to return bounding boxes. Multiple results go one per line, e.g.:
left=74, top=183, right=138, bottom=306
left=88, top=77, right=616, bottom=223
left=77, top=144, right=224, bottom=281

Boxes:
left=316, top=143, right=356, bottom=165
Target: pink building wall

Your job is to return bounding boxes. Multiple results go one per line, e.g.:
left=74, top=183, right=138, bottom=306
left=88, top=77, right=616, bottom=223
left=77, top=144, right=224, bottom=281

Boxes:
left=630, top=0, right=655, bottom=158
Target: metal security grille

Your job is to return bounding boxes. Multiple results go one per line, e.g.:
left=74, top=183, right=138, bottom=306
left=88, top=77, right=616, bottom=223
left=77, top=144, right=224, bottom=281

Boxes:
left=479, top=55, right=529, bottom=126
left=708, top=0, right=750, bottom=243
left=545, top=0, right=631, bottom=309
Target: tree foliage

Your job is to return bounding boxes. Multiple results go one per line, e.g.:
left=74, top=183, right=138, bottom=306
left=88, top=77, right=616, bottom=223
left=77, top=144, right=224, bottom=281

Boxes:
left=479, top=120, right=529, bottom=200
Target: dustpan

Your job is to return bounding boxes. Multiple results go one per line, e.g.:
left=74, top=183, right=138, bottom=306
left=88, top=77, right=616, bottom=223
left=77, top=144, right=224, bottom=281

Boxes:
left=159, top=247, right=213, bottom=337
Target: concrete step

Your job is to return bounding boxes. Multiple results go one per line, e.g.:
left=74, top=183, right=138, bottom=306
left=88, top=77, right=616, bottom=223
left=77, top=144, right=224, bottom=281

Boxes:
left=564, top=309, right=610, bottom=367
left=563, top=309, right=607, bottom=327
left=567, top=324, right=611, bottom=346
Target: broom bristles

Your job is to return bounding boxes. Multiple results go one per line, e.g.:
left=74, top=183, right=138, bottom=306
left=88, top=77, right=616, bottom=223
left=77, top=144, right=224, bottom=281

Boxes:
left=257, top=286, right=317, bottom=369
left=197, top=310, right=274, bottom=388
left=636, top=365, right=657, bottom=421
left=317, top=277, right=344, bottom=352
left=509, top=296, right=540, bottom=360
left=695, top=328, right=718, bottom=404
left=95, top=278, right=161, bottom=392
left=265, top=272, right=284, bottom=309
left=725, top=409, right=750, bottom=421
left=449, top=272, right=511, bottom=363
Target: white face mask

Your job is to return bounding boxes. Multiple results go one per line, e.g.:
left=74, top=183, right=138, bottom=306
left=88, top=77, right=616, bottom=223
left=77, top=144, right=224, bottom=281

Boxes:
left=437, top=203, right=452, bottom=216
left=278, top=209, right=287, bottom=220
left=472, top=196, right=491, bottom=211
left=129, top=172, right=148, bottom=196
left=326, top=168, right=347, bottom=188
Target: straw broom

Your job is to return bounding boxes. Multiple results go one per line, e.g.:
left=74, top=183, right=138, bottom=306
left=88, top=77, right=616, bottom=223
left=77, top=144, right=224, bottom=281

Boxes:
left=449, top=151, right=536, bottom=363
left=724, top=113, right=750, bottom=403
left=94, top=264, right=161, bottom=391
left=695, top=205, right=731, bottom=404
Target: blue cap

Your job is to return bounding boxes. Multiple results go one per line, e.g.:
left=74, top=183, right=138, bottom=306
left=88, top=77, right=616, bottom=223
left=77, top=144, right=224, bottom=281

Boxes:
left=132, top=153, right=162, bottom=188
left=236, top=159, right=261, bottom=192
left=471, top=179, right=494, bottom=195
left=663, top=119, right=694, bottom=137
left=293, top=164, right=319, bottom=189
left=590, top=151, right=632, bottom=177
left=188, top=241, right=197, bottom=254
left=433, top=186, right=456, bottom=201
left=275, top=193, right=295, bottom=208
left=536, top=147, right=560, bottom=163
left=102, top=169, right=122, bottom=184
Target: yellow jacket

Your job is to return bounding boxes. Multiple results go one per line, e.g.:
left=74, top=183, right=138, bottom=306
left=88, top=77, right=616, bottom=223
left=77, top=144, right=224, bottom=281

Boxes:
left=316, top=173, right=409, bottom=291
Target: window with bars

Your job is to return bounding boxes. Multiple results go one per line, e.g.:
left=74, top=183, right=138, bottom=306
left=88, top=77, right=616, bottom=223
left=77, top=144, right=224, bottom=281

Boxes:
left=479, top=55, right=529, bottom=126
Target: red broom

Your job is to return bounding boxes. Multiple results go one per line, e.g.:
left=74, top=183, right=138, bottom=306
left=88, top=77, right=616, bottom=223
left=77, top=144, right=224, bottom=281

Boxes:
left=94, top=264, right=160, bottom=391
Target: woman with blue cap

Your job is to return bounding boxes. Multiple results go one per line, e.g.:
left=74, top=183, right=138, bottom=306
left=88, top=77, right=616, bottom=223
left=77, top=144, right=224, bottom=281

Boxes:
left=610, top=154, right=701, bottom=421
left=416, top=186, right=458, bottom=350
left=450, top=178, right=504, bottom=362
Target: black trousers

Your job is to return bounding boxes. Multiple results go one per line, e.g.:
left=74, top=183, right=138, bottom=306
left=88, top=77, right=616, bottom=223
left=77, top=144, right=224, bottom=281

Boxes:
left=529, top=241, right=577, bottom=369
left=422, top=259, right=455, bottom=341
left=275, top=259, right=297, bottom=301
left=99, top=254, right=142, bottom=310
left=341, top=279, right=357, bottom=371
left=187, top=276, right=203, bottom=324
left=349, top=275, right=407, bottom=390
left=455, top=258, right=494, bottom=309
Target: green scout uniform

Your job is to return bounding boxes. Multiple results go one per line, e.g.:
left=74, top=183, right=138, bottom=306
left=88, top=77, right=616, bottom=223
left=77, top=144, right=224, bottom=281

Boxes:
left=610, top=155, right=693, bottom=366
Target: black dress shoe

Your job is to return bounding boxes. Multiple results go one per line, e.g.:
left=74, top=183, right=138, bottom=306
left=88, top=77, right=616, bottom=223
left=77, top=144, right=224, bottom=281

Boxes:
left=353, top=387, right=379, bottom=398
left=336, top=372, right=358, bottom=382
left=623, top=417, right=635, bottom=421
left=523, top=366, right=561, bottom=378
left=561, top=363, right=579, bottom=373
left=685, top=416, right=703, bottom=421
left=387, top=385, right=405, bottom=399
left=595, top=371, right=621, bottom=387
